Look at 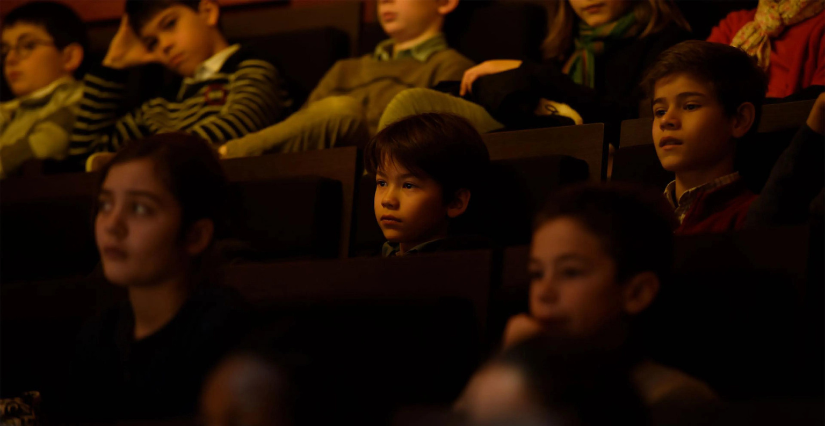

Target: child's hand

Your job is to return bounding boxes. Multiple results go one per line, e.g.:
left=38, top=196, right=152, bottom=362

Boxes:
left=103, top=16, right=161, bottom=69
left=86, top=152, right=116, bottom=172
left=807, top=93, right=825, bottom=135
left=501, top=313, right=544, bottom=350
left=217, top=144, right=229, bottom=158
left=460, top=60, right=522, bottom=96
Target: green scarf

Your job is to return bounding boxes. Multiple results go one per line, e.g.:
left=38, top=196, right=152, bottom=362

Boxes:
left=563, top=12, right=640, bottom=88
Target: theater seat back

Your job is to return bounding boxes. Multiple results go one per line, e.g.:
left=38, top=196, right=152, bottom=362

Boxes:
left=0, top=173, right=100, bottom=284
left=349, top=154, right=588, bottom=256
left=223, top=250, right=493, bottom=423
left=228, top=176, right=342, bottom=260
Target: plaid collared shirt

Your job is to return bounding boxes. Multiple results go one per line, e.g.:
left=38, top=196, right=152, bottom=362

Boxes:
left=381, top=239, right=445, bottom=257
left=664, top=172, right=742, bottom=224
left=373, top=33, right=448, bottom=62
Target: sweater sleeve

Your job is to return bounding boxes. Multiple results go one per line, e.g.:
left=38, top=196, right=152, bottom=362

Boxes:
left=706, top=10, right=753, bottom=44
left=431, top=51, right=475, bottom=85
left=305, top=60, right=345, bottom=106
left=186, top=58, right=289, bottom=144
left=745, top=124, right=825, bottom=227
left=68, top=66, right=145, bottom=157
left=473, top=26, right=691, bottom=126
left=812, top=23, right=825, bottom=87
left=0, top=100, right=76, bottom=178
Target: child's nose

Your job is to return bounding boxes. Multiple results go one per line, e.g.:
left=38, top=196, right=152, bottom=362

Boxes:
left=4, top=49, right=20, bottom=65
left=381, top=188, right=399, bottom=208
left=101, top=208, right=127, bottom=238
left=659, top=110, right=679, bottom=130
left=159, top=35, right=174, bottom=55
left=532, top=278, right=558, bottom=304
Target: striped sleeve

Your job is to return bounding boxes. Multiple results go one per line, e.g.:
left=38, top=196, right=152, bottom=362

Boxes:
left=68, top=67, right=146, bottom=158
left=188, top=59, right=290, bottom=144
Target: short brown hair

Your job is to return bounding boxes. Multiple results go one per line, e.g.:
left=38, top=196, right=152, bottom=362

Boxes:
left=364, top=113, right=490, bottom=203
left=641, top=40, right=768, bottom=137
left=535, top=183, right=676, bottom=284
left=125, top=0, right=203, bottom=34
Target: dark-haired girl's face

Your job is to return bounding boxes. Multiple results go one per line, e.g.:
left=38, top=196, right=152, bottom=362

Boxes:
left=95, top=158, right=188, bottom=287
left=528, top=217, right=625, bottom=337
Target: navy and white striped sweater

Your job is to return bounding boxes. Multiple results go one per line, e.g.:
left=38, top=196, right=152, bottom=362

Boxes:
left=69, top=47, right=291, bottom=158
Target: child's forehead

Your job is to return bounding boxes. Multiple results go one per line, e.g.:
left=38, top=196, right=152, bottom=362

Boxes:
left=1, top=22, right=50, bottom=42
left=653, top=72, right=715, bottom=99
left=376, top=154, right=414, bottom=175
left=138, top=5, right=191, bottom=36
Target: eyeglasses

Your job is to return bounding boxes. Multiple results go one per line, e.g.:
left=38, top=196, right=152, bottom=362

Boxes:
left=1, top=39, right=55, bottom=61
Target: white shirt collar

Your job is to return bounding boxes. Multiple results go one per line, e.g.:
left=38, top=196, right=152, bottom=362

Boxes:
left=190, top=44, right=241, bottom=82
left=1, top=75, right=76, bottom=112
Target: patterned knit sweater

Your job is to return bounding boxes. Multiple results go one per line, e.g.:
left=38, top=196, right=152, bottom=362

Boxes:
left=68, top=47, right=290, bottom=159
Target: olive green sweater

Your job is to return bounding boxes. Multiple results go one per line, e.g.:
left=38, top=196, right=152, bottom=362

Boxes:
left=305, top=34, right=474, bottom=135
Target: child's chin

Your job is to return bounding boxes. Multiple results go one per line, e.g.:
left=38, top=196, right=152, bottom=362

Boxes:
left=381, top=230, right=404, bottom=243
left=657, top=158, right=683, bottom=173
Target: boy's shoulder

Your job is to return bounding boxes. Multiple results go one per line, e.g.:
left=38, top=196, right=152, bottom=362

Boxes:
left=430, top=47, right=474, bottom=66
left=328, top=46, right=473, bottom=72
left=153, top=45, right=279, bottom=100
left=678, top=179, right=757, bottom=234
left=219, top=45, right=280, bottom=73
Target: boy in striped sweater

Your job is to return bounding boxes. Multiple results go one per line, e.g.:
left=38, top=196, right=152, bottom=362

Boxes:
left=69, top=0, right=290, bottom=169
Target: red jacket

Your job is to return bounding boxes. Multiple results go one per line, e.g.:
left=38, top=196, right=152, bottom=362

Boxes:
left=707, top=9, right=825, bottom=98
left=676, top=179, right=758, bottom=235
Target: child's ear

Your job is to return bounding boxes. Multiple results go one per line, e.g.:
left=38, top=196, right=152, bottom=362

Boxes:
left=621, top=271, right=660, bottom=315
left=185, top=218, right=215, bottom=256
left=437, top=0, right=460, bottom=16
left=731, top=101, right=756, bottom=139
left=198, top=0, right=221, bottom=27
left=446, top=188, right=471, bottom=218
left=61, top=43, right=84, bottom=74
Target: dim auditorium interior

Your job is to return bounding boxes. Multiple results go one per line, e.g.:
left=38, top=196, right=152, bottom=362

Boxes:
left=0, top=0, right=823, bottom=425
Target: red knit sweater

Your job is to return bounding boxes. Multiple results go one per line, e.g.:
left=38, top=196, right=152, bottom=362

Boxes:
left=676, top=179, right=758, bottom=235
left=706, top=9, right=825, bottom=98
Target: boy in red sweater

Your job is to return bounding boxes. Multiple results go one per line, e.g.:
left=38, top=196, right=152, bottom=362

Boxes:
left=642, top=41, right=766, bottom=234
left=643, top=40, right=825, bottom=235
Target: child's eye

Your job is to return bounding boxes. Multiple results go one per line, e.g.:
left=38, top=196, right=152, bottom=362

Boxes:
left=97, top=199, right=113, bottom=213
left=653, top=108, right=667, bottom=117
left=402, top=182, right=416, bottom=189
left=145, top=38, right=158, bottom=52
left=559, top=268, right=585, bottom=279
left=528, top=269, right=543, bottom=281
left=132, top=202, right=151, bottom=216
left=376, top=180, right=387, bottom=188
left=19, top=40, right=38, bottom=54
left=163, top=18, right=177, bottom=30
left=684, top=103, right=700, bottom=111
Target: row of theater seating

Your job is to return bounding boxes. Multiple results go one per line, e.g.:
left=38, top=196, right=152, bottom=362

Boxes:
left=0, top=1, right=760, bottom=106
left=2, top=97, right=821, bottom=406
left=1, top=224, right=821, bottom=408
left=0, top=98, right=814, bottom=284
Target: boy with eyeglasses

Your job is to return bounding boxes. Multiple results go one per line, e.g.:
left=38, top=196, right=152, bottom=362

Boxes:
left=0, top=1, right=87, bottom=178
